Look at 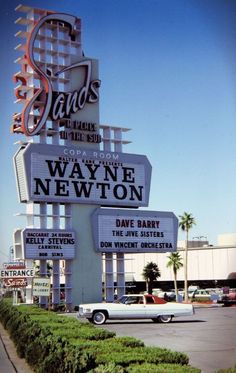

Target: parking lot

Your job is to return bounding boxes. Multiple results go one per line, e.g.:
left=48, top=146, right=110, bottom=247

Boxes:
left=77, top=307, right=236, bottom=373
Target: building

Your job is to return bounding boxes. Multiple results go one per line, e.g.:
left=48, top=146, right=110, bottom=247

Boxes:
left=123, top=233, right=236, bottom=291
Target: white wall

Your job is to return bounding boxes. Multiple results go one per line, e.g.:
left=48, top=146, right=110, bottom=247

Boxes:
left=125, top=246, right=236, bottom=282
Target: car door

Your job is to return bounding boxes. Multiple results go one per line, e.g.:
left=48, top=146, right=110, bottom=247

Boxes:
left=120, top=295, right=146, bottom=318
left=144, top=296, right=163, bottom=318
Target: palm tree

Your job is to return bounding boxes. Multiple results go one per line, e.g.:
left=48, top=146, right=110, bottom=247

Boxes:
left=166, top=252, right=183, bottom=302
left=179, top=212, right=196, bottom=301
left=142, top=261, right=161, bottom=294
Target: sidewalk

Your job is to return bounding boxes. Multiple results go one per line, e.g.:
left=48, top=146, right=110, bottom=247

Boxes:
left=0, top=323, right=33, bottom=373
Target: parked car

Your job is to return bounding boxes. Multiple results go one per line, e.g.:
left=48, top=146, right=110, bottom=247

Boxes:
left=218, top=290, right=236, bottom=306
left=189, top=289, right=211, bottom=301
left=78, top=293, right=195, bottom=325
left=152, top=288, right=163, bottom=295
left=156, top=290, right=176, bottom=301
left=228, top=291, right=236, bottom=300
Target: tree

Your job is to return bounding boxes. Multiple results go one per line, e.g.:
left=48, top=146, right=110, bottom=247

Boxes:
left=142, top=261, right=161, bottom=294
left=179, top=212, right=196, bottom=301
left=34, top=260, right=52, bottom=277
left=166, top=252, right=183, bottom=301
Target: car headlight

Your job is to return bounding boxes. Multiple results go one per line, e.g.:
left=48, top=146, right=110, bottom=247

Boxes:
left=80, top=307, right=91, bottom=314
left=84, top=308, right=91, bottom=313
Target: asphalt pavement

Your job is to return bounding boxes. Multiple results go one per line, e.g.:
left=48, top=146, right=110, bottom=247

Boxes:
left=95, top=306, right=236, bottom=373
left=0, top=323, right=33, bottom=373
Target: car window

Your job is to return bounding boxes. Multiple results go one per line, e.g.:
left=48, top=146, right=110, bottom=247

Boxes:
left=115, top=296, right=128, bottom=304
left=125, top=296, right=143, bottom=304
left=146, top=296, right=155, bottom=304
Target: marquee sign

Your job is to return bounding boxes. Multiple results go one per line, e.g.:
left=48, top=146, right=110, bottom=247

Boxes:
left=12, top=11, right=101, bottom=143
left=14, top=143, right=151, bottom=207
left=22, top=229, right=76, bottom=260
left=92, top=209, right=178, bottom=253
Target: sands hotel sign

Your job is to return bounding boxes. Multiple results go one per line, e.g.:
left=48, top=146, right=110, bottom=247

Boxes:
left=12, top=9, right=151, bottom=208
left=11, top=5, right=177, bottom=305
left=13, top=12, right=101, bottom=139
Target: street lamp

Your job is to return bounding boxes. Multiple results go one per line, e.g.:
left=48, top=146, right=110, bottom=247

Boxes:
left=9, top=246, right=14, bottom=261
left=192, top=236, right=207, bottom=241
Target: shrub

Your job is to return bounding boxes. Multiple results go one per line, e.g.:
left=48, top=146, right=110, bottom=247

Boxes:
left=127, top=363, right=201, bottom=372
left=90, top=362, right=125, bottom=373
left=0, top=299, right=198, bottom=372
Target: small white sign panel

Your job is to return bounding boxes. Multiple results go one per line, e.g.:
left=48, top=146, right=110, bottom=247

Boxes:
left=0, top=268, right=34, bottom=278
left=33, top=278, right=51, bottom=296
left=92, top=209, right=178, bottom=253
left=22, top=229, right=76, bottom=260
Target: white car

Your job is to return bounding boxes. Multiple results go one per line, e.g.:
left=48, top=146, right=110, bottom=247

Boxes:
left=78, top=294, right=194, bottom=325
left=189, top=289, right=211, bottom=301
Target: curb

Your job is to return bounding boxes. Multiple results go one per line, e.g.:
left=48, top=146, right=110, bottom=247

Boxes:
left=193, top=303, right=224, bottom=308
left=0, top=323, right=33, bottom=373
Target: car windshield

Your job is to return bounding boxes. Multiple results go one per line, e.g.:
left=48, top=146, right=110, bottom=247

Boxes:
left=114, top=296, right=128, bottom=304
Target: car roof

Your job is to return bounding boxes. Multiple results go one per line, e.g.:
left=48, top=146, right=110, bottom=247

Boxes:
left=122, top=294, right=144, bottom=296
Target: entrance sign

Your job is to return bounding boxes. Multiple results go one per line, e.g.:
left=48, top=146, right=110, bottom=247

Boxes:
left=33, top=278, right=51, bottom=297
left=0, top=268, right=34, bottom=278
left=22, top=229, right=76, bottom=260
left=14, top=143, right=151, bottom=207
left=1, top=263, right=29, bottom=288
left=92, top=209, right=178, bottom=253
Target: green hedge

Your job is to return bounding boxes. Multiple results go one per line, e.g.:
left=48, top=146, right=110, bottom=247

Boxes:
left=0, top=300, right=200, bottom=372
left=217, top=366, right=236, bottom=373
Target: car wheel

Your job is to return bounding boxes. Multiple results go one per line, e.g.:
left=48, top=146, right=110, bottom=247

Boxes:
left=92, top=311, right=107, bottom=325
left=157, top=315, right=172, bottom=323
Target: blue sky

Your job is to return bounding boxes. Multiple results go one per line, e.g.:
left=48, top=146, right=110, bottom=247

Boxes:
left=0, top=0, right=236, bottom=264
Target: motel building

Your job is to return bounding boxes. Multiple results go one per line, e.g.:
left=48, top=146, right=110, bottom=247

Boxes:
left=121, top=233, right=236, bottom=292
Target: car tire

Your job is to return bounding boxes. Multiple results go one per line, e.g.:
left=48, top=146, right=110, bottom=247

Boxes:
left=92, top=311, right=107, bottom=325
left=157, top=315, right=172, bottom=323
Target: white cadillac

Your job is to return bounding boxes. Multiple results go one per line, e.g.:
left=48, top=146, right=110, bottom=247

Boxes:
left=78, top=294, right=195, bottom=325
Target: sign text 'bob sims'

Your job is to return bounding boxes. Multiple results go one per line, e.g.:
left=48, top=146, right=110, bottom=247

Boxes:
left=22, top=229, right=76, bottom=260
left=14, top=143, right=151, bottom=207
left=91, top=209, right=178, bottom=253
